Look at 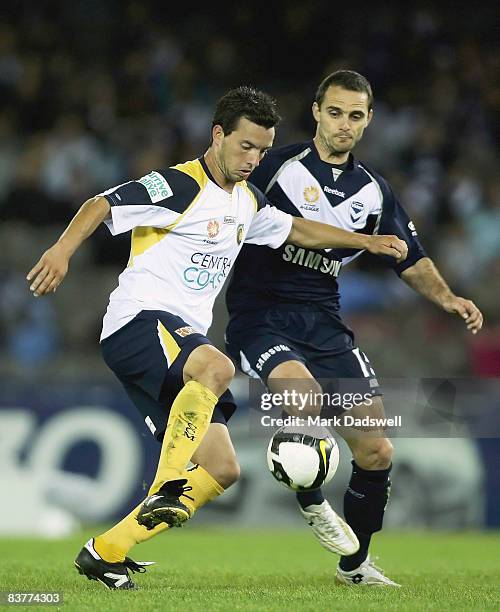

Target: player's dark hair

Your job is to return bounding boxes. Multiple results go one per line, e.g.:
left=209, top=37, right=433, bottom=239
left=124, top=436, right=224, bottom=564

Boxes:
left=315, top=70, right=373, bottom=110
left=212, top=86, right=280, bottom=135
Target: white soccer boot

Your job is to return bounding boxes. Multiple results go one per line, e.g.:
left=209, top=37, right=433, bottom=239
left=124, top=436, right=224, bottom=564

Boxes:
left=299, top=500, right=359, bottom=556
left=335, top=555, right=401, bottom=587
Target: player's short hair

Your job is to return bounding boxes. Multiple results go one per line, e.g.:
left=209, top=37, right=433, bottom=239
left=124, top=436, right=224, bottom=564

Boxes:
left=315, top=70, right=373, bottom=110
left=212, top=86, right=280, bottom=135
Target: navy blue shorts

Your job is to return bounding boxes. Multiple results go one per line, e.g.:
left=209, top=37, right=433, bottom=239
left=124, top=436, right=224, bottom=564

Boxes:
left=226, top=306, right=380, bottom=398
left=101, top=310, right=236, bottom=442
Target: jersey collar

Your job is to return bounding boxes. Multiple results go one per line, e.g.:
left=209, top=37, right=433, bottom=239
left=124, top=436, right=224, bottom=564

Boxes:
left=309, top=140, right=356, bottom=172
left=199, top=155, right=217, bottom=184
left=198, top=155, right=237, bottom=196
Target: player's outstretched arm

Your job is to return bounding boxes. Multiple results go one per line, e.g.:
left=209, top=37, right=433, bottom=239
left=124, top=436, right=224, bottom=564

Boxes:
left=400, top=257, right=483, bottom=334
left=287, top=217, right=408, bottom=262
left=27, top=195, right=111, bottom=297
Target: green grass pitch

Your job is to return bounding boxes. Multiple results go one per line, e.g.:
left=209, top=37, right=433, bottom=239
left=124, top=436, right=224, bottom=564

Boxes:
left=1, top=528, right=499, bottom=611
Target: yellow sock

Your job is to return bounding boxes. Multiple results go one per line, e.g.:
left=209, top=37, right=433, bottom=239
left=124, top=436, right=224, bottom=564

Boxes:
left=149, top=380, right=218, bottom=491
left=94, top=464, right=223, bottom=563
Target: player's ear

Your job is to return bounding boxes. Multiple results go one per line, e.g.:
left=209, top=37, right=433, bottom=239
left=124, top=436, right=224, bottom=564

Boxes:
left=212, top=124, right=224, bottom=147
left=366, top=109, right=373, bottom=126
left=312, top=101, right=320, bottom=124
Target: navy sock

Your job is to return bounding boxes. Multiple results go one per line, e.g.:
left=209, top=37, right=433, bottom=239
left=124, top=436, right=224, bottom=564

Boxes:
left=339, top=461, right=392, bottom=572
left=296, top=488, right=325, bottom=509
left=339, top=533, right=372, bottom=571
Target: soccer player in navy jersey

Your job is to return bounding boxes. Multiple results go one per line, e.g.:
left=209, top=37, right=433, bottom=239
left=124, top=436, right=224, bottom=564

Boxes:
left=27, top=85, right=408, bottom=589
left=225, top=71, right=483, bottom=586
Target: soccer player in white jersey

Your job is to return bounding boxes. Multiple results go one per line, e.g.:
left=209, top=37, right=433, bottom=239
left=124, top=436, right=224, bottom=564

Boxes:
left=27, top=86, right=408, bottom=589
left=225, top=72, right=484, bottom=587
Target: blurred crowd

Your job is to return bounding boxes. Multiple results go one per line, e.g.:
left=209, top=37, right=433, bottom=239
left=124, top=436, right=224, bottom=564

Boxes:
left=1, top=1, right=499, bottom=379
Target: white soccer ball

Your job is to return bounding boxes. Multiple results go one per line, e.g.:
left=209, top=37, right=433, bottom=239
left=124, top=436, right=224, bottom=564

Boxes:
left=266, top=426, right=339, bottom=490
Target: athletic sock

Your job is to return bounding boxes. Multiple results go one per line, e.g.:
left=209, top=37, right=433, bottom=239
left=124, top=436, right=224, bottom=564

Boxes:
left=296, top=488, right=325, bottom=509
left=339, top=533, right=372, bottom=571
left=339, top=461, right=392, bottom=572
left=148, top=380, right=218, bottom=492
left=94, top=464, right=223, bottom=563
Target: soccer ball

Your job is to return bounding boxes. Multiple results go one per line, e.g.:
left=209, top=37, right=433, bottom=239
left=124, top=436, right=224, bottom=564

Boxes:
left=266, top=426, right=339, bottom=490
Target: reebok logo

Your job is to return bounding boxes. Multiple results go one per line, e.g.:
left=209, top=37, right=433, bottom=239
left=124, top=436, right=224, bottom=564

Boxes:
left=324, top=186, right=345, bottom=197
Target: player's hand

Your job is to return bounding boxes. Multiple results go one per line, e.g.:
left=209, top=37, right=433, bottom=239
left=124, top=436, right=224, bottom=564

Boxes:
left=442, top=296, right=483, bottom=334
left=366, top=235, right=408, bottom=263
left=27, top=242, right=70, bottom=297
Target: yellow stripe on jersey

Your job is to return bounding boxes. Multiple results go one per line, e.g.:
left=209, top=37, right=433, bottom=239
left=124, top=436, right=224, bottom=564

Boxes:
left=162, top=159, right=207, bottom=235
left=128, top=160, right=206, bottom=265
left=240, top=182, right=258, bottom=213
left=157, top=320, right=181, bottom=367
left=173, top=159, right=208, bottom=190
left=129, top=226, right=169, bottom=264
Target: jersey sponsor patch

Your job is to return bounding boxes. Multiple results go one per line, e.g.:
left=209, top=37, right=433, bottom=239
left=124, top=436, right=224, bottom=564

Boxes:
left=138, top=171, right=173, bottom=203
left=175, top=326, right=197, bottom=337
left=256, top=344, right=291, bottom=372
left=183, top=252, right=233, bottom=291
left=282, top=244, right=342, bottom=277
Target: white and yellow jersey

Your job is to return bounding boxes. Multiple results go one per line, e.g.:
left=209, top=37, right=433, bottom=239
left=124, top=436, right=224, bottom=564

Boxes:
left=99, top=157, right=292, bottom=340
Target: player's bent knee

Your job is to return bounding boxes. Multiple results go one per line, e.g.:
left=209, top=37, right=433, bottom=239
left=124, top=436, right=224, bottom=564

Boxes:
left=185, top=345, right=235, bottom=395
left=268, top=367, right=322, bottom=417
left=204, top=353, right=235, bottom=391
left=353, top=437, right=394, bottom=470
left=379, top=438, right=394, bottom=466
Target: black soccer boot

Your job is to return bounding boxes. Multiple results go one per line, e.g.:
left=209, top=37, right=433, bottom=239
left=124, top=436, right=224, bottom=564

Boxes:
left=136, top=478, right=194, bottom=530
left=74, top=538, right=155, bottom=590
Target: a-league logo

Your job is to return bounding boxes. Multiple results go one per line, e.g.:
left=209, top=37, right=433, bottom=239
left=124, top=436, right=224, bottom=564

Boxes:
left=303, top=186, right=320, bottom=203
left=207, top=220, right=220, bottom=238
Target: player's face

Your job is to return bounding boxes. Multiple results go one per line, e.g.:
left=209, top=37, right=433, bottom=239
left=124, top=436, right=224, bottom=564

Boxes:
left=214, top=117, right=275, bottom=182
left=312, top=86, right=372, bottom=155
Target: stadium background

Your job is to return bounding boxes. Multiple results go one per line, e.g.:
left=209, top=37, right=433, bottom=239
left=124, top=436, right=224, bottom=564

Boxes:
left=0, top=1, right=499, bottom=539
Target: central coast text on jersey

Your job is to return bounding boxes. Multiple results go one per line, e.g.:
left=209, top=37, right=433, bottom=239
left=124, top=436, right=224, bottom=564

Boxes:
left=184, top=253, right=233, bottom=291
left=99, top=157, right=292, bottom=340
left=227, top=141, right=426, bottom=315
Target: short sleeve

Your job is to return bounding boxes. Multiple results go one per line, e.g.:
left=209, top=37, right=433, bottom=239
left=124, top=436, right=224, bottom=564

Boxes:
left=245, top=204, right=293, bottom=248
left=99, top=169, right=200, bottom=235
left=378, top=181, right=427, bottom=274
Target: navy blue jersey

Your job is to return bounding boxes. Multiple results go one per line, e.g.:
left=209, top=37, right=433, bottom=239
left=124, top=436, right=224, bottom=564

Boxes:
left=226, top=140, right=426, bottom=316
